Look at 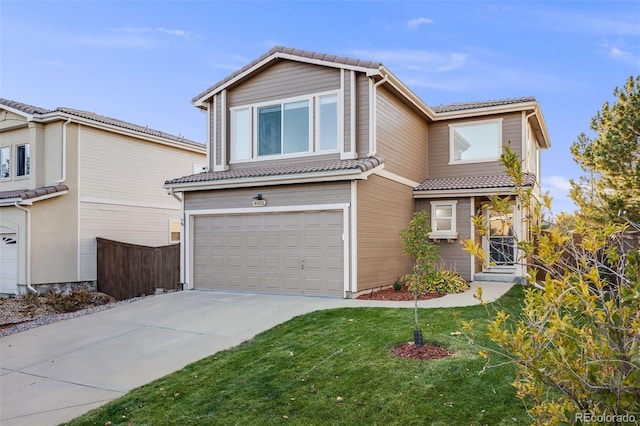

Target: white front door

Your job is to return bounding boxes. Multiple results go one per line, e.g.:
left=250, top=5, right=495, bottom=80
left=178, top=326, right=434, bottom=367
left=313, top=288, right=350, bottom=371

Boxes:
left=0, top=234, right=18, bottom=294
left=484, top=206, right=516, bottom=271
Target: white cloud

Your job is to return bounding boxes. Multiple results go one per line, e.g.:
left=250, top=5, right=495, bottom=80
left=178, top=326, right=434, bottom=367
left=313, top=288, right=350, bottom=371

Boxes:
left=108, top=27, right=194, bottom=38
left=406, top=17, right=433, bottom=30
left=610, top=47, right=640, bottom=68
left=542, top=176, right=578, bottom=215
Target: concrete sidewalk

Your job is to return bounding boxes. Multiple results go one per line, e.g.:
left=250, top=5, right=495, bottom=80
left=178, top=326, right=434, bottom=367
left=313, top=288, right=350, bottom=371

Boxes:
left=0, top=281, right=511, bottom=425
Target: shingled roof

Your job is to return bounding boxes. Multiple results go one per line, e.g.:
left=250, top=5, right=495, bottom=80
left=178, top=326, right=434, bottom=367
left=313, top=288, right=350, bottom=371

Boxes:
left=166, top=156, right=383, bottom=186
left=0, top=98, right=204, bottom=149
left=192, top=46, right=382, bottom=104
left=0, top=184, right=69, bottom=202
left=431, top=97, right=537, bottom=114
left=415, top=173, right=536, bottom=192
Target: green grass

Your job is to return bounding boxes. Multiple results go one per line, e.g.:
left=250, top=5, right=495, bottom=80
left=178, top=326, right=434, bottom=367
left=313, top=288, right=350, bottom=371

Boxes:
left=64, top=286, right=529, bottom=426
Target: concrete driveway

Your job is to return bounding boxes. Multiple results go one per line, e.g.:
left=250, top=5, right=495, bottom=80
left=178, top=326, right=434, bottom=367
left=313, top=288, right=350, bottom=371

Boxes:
left=0, top=283, right=511, bottom=425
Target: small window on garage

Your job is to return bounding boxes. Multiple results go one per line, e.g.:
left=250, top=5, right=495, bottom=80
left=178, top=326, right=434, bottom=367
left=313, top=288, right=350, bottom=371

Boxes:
left=169, top=219, right=181, bottom=243
left=429, top=201, right=458, bottom=239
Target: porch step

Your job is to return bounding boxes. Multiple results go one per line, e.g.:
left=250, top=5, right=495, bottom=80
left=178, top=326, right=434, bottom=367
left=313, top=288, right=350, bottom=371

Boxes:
left=473, top=272, right=519, bottom=283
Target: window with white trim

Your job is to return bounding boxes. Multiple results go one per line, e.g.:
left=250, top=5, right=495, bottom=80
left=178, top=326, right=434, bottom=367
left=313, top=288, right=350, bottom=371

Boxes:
left=231, top=91, right=339, bottom=161
left=429, top=201, right=458, bottom=239
left=0, top=146, right=9, bottom=179
left=16, top=144, right=30, bottom=177
left=169, top=219, right=181, bottom=243
left=449, top=119, right=502, bottom=164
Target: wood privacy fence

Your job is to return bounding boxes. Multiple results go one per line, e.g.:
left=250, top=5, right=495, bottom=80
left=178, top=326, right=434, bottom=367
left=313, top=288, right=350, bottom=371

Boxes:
left=97, top=238, right=181, bottom=301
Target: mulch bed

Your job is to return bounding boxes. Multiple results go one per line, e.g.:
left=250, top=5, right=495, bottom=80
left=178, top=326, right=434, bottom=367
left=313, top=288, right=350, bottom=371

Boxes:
left=357, top=285, right=452, bottom=360
left=391, top=342, right=452, bottom=360
left=355, top=285, right=445, bottom=301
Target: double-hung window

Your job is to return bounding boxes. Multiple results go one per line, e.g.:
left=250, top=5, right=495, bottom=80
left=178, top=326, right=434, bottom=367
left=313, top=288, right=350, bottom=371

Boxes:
left=231, top=92, right=338, bottom=162
left=16, top=144, right=30, bottom=177
left=0, top=146, right=9, bottom=179
left=449, top=119, right=502, bottom=164
left=429, top=201, right=458, bottom=239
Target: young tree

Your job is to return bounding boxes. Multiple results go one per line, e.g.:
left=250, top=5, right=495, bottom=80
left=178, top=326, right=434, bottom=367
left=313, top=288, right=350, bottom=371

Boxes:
left=570, top=75, right=640, bottom=225
left=399, top=211, right=440, bottom=346
left=463, top=146, right=640, bottom=425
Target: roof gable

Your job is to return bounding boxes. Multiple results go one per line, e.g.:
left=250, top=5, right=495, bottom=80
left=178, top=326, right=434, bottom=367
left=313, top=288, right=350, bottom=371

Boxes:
left=192, top=46, right=383, bottom=107
left=0, top=98, right=205, bottom=150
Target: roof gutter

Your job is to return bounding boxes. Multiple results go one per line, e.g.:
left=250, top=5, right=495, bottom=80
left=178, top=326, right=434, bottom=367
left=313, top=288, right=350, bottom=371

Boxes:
left=13, top=202, right=36, bottom=293
left=367, top=73, right=389, bottom=156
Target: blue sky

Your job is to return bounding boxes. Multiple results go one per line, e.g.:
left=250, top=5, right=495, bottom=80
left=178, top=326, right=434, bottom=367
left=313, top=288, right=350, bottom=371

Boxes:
left=2, top=1, right=638, bottom=215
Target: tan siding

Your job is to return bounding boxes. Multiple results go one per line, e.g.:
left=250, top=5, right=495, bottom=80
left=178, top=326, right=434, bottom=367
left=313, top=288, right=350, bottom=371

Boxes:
left=79, top=126, right=204, bottom=205
left=79, top=203, right=181, bottom=280
left=428, top=113, right=523, bottom=178
left=343, top=70, right=352, bottom=153
left=375, top=87, right=428, bottom=183
left=185, top=181, right=351, bottom=211
left=355, top=74, right=370, bottom=156
left=227, top=61, right=340, bottom=107
left=415, top=198, right=473, bottom=281
left=356, top=175, right=414, bottom=292
left=230, top=153, right=340, bottom=170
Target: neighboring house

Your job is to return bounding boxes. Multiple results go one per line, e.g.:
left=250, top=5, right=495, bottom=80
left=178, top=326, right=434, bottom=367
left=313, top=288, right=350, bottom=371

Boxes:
left=164, top=46, right=551, bottom=298
left=0, top=99, right=206, bottom=295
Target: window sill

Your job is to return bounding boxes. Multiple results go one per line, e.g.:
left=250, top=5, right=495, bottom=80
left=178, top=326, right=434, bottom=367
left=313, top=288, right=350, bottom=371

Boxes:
left=429, top=232, right=458, bottom=241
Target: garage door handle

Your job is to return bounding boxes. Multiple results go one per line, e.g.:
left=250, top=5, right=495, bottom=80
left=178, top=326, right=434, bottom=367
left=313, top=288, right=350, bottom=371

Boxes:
left=300, top=258, right=305, bottom=270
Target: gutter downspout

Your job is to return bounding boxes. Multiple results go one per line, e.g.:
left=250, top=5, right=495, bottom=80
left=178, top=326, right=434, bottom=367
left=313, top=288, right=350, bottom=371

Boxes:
left=13, top=202, right=36, bottom=293
left=367, top=73, right=389, bottom=157
left=55, top=118, right=72, bottom=184
left=168, top=187, right=185, bottom=288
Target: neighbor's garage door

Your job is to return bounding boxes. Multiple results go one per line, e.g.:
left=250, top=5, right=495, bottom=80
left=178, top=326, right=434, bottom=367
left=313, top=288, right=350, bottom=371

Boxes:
left=0, top=234, right=18, bottom=294
left=193, top=211, right=344, bottom=297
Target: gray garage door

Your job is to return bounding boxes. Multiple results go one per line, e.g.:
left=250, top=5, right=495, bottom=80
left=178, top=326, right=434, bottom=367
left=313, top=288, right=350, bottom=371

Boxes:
left=193, top=210, right=344, bottom=297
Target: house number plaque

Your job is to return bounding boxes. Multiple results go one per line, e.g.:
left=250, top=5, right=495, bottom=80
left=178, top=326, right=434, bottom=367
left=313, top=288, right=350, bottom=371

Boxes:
left=252, top=199, right=267, bottom=207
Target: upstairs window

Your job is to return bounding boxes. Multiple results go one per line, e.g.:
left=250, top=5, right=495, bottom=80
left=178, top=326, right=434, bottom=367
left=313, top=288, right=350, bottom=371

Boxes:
left=0, top=147, right=9, bottom=179
left=231, top=91, right=339, bottom=162
left=16, top=144, right=30, bottom=177
left=449, top=119, right=502, bottom=164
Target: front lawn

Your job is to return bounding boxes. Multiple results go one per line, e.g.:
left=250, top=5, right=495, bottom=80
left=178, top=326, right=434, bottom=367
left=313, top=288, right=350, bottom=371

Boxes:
left=64, top=286, right=529, bottom=426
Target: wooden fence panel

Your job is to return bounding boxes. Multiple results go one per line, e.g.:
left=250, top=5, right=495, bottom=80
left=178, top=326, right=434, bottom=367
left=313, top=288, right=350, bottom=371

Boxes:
left=97, top=238, right=181, bottom=301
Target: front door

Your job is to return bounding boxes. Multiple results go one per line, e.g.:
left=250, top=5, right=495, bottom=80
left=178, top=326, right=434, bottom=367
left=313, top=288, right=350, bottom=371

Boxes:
left=485, top=206, right=516, bottom=270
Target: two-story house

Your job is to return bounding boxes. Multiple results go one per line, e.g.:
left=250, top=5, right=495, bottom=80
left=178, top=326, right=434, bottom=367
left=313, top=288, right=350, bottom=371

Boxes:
left=0, top=99, right=206, bottom=294
left=164, top=46, right=550, bottom=298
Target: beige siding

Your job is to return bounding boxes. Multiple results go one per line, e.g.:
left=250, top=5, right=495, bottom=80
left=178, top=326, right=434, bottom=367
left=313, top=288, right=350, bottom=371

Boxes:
left=415, top=198, right=473, bottom=281
left=428, top=113, right=523, bottom=178
left=227, top=61, right=340, bottom=107
left=78, top=125, right=205, bottom=281
left=185, top=181, right=351, bottom=211
left=355, top=74, right=370, bottom=156
left=79, top=126, right=202, bottom=205
left=342, top=70, right=353, bottom=154
left=79, top=203, right=181, bottom=280
left=230, top=153, right=340, bottom=170
left=375, top=87, right=428, bottom=183
left=356, top=175, right=414, bottom=292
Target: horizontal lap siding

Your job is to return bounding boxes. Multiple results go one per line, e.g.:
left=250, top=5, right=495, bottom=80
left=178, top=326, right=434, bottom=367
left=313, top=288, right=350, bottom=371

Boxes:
left=185, top=181, right=351, bottom=211
left=79, top=203, right=181, bottom=280
left=376, top=87, right=428, bottom=183
left=428, top=113, right=523, bottom=178
left=357, top=175, right=414, bottom=292
left=79, top=126, right=204, bottom=281
left=79, top=127, right=203, bottom=205
left=228, top=61, right=340, bottom=107
left=415, top=198, right=473, bottom=281
left=356, top=75, right=370, bottom=156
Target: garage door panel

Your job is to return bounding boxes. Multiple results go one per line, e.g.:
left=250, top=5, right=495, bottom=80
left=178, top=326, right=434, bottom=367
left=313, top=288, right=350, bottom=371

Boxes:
left=193, top=211, right=343, bottom=296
